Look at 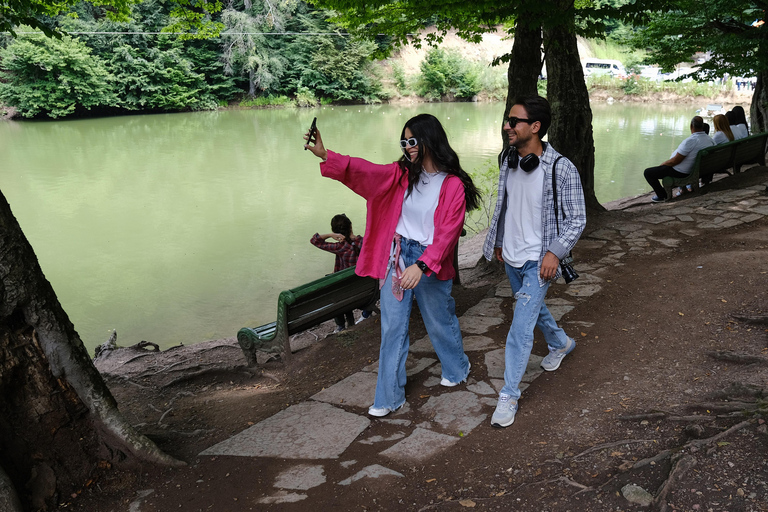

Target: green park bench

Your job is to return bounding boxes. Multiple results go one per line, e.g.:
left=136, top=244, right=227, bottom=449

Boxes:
left=237, top=266, right=379, bottom=366
left=663, top=132, right=768, bottom=199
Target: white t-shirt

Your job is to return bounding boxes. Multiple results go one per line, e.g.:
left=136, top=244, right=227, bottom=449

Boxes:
left=731, top=124, right=749, bottom=140
left=395, top=171, right=447, bottom=245
left=712, top=131, right=731, bottom=145
left=671, top=132, right=715, bottom=175
left=502, top=163, right=544, bottom=267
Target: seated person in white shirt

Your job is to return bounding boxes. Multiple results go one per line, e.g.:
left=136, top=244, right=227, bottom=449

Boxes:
left=643, top=115, right=715, bottom=202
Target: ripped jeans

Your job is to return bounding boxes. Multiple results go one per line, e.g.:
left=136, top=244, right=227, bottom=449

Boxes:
left=501, top=260, right=570, bottom=400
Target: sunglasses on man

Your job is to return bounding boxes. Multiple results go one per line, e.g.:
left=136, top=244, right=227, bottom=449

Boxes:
left=506, top=117, right=535, bottom=128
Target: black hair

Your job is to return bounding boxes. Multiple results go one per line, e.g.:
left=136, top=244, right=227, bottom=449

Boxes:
left=331, top=214, right=353, bottom=245
left=691, top=116, right=705, bottom=131
left=511, top=95, right=552, bottom=138
left=397, top=113, right=480, bottom=211
left=702, top=122, right=710, bottom=135
left=725, top=110, right=735, bottom=125
left=731, top=106, right=750, bottom=134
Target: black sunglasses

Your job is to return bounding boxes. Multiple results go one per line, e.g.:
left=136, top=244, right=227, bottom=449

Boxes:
left=506, top=117, right=535, bottom=128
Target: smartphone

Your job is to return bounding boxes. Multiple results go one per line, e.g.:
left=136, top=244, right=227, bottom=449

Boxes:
left=304, top=117, right=317, bottom=150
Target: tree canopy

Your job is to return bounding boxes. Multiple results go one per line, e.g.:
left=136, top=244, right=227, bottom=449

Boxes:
left=625, top=0, right=766, bottom=81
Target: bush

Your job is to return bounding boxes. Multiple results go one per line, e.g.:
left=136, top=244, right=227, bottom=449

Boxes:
left=239, top=95, right=293, bottom=107
left=295, top=86, right=318, bottom=107
left=0, top=32, right=119, bottom=118
left=416, top=47, right=481, bottom=101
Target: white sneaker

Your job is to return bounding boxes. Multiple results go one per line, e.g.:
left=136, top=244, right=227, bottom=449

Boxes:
left=541, top=337, right=576, bottom=371
left=440, top=362, right=471, bottom=387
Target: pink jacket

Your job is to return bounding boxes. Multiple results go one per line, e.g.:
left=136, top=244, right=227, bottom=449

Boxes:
left=320, top=150, right=467, bottom=280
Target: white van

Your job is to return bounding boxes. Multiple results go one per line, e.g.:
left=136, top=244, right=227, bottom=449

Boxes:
left=581, top=58, right=627, bottom=78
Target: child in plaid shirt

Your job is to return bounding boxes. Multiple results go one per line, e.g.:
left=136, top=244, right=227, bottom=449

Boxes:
left=310, top=214, right=371, bottom=331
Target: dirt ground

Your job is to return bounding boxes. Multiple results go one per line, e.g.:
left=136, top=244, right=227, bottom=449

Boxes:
left=71, top=180, right=768, bottom=511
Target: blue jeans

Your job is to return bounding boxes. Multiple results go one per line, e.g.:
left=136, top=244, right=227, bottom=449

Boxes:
left=502, top=260, right=570, bottom=400
left=373, top=237, right=470, bottom=409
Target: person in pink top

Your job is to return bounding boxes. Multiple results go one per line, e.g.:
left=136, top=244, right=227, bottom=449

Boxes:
left=305, top=114, right=480, bottom=417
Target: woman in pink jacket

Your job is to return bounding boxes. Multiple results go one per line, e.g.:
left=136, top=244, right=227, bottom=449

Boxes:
left=305, top=114, right=480, bottom=417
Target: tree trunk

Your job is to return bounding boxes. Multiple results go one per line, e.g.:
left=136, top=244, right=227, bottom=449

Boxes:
left=0, top=190, right=182, bottom=511
left=751, top=70, right=767, bottom=134
left=502, top=17, right=543, bottom=143
left=544, top=0, right=603, bottom=212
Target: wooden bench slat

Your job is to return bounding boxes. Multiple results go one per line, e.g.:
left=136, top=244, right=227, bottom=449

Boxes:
left=236, top=266, right=379, bottom=365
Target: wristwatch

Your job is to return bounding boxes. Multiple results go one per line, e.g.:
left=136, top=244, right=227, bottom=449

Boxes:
left=416, top=260, right=430, bottom=273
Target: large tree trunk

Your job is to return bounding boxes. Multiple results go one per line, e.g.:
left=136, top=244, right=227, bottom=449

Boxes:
left=0, top=191, right=182, bottom=511
left=502, top=17, right=543, bottom=142
left=751, top=70, right=767, bottom=133
left=544, top=0, right=603, bottom=212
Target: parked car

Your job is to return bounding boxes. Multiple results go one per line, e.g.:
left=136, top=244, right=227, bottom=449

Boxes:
left=581, top=58, right=627, bottom=78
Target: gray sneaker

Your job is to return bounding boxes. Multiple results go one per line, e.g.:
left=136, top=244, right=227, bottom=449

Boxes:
left=541, top=337, right=576, bottom=371
left=490, top=393, right=518, bottom=428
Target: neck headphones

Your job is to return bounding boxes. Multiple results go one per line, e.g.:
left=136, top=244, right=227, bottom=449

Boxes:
left=507, top=146, right=540, bottom=172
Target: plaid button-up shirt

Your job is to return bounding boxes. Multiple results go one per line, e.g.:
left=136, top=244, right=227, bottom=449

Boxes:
left=483, top=142, right=586, bottom=286
left=311, top=233, right=363, bottom=273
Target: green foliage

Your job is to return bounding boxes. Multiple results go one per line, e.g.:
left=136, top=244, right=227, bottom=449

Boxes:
left=623, top=0, right=766, bottom=81
left=239, top=95, right=293, bottom=107
left=391, top=61, right=411, bottom=95
left=465, top=158, right=501, bottom=234
left=109, top=43, right=219, bottom=110
left=294, top=86, right=318, bottom=107
left=0, top=0, right=138, bottom=36
left=0, top=32, right=119, bottom=118
left=163, top=0, right=225, bottom=39
left=417, top=47, right=480, bottom=101
left=587, top=74, right=723, bottom=98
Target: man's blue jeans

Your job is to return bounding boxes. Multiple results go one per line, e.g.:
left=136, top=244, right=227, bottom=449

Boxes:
left=502, top=260, right=570, bottom=400
left=373, top=237, right=470, bottom=410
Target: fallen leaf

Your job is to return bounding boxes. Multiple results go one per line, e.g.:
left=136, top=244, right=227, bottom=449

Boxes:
left=581, top=332, right=587, bottom=337
left=495, top=491, right=506, bottom=497
left=426, top=478, right=436, bottom=483
left=678, top=312, right=684, bottom=316
left=721, top=299, right=727, bottom=303
left=604, top=408, right=613, bottom=412
left=420, top=395, right=431, bottom=398
left=459, top=499, right=476, bottom=507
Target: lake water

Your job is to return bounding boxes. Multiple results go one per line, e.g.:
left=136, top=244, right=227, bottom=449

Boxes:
left=0, top=102, right=699, bottom=352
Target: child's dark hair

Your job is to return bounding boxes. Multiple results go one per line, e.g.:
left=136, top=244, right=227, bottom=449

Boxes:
left=397, top=113, right=480, bottom=211
left=331, top=214, right=353, bottom=245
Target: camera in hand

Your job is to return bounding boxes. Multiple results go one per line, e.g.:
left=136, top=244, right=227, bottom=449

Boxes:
left=559, top=253, right=579, bottom=284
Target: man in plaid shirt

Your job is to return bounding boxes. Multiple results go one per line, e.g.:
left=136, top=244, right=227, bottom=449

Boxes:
left=482, top=95, right=586, bottom=428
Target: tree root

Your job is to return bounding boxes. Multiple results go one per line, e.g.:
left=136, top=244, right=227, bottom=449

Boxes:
left=0, top=463, right=23, bottom=512
left=730, top=313, right=768, bottom=325
left=706, top=350, right=766, bottom=364
left=654, top=454, right=697, bottom=512
left=573, top=439, right=656, bottom=459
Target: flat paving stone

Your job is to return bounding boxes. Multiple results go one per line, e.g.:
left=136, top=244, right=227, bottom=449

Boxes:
left=257, top=491, right=307, bottom=504
left=421, top=391, right=487, bottom=434
left=467, top=381, right=496, bottom=395
left=640, top=214, right=676, bottom=224
left=464, top=297, right=505, bottom=317
left=459, top=315, right=504, bottom=334
left=362, top=357, right=436, bottom=377
left=311, top=372, right=376, bottom=409
left=547, top=304, right=574, bottom=321
left=200, top=401, right=369, bottom=459
left=463, top=335, right=498, bottom=352
left=741, top=213, right=765, bottom=223
left=338, top=465, right=404, bottom=486
left=485, top=350, right=544, bottom=383
left=409, top=335, right=434, bottom=354
left=495, top=280, right=513, bottom=297
left=358, top=432, right=406, bottom=445
left=565, top=284, right=602, bottom=297
left=274, top=464, right=326, bottom=490
left=379, top=427, right=459, bottom=461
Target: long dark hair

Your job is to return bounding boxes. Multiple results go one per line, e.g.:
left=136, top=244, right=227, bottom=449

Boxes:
left=331, top=214, right=353, bottom=244
left=397, top=114, right=480, bottom=211
left=731, top=106, right=750, bottom=135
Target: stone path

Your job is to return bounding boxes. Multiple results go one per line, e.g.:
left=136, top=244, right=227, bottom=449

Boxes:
left=198, top=177, right=768, bottom=504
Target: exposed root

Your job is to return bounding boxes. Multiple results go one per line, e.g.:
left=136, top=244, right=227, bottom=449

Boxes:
left=654, top=454, right=697, bottom=511
left=731, top=313, right=768, bottom=325
left=573, top=439, right=656, bottom=459
left=706, top=350, right=766, bottom=364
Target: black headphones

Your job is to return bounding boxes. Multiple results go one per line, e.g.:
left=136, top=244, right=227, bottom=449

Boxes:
left=507, top=146, right=540, bottom=173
